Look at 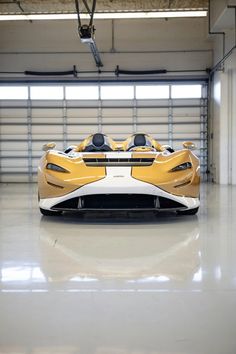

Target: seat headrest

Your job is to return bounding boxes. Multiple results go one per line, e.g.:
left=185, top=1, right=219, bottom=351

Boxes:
left=92, top=133, right=105, bottom=147
left=134, top=134, right=146, bottom=146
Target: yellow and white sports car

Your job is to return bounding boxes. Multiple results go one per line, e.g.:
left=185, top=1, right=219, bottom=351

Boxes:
left=38, top=133, right=200, bottom=216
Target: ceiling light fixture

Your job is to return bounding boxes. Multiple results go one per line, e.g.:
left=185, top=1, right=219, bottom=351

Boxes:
left=0, top=11, right=207, bottom=21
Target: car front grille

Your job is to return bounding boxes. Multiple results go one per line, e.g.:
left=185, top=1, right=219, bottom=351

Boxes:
left=83, top=158, right=155, bottom=167
left=52, top=194, right=186, bottom=211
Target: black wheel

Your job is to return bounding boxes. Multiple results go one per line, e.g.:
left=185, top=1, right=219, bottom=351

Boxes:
left=40, top=208, right=62, bottom=216
left=177, top=207, right=199, bottom=216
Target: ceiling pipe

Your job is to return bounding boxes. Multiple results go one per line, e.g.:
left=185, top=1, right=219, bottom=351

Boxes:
left=17, top=65, right=208, bottom=78
left=115, top=66, right=167, bottom=76
left=25, top=66, right=78, bottom=77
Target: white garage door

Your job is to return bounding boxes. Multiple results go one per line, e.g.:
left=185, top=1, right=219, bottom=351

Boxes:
left=0, top=82, right=208, bottom=182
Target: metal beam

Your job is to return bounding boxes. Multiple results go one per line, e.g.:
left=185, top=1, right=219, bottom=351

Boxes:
left=0, top=1, right=208, bottom=14
left=75, top=0, right=103, bottom=67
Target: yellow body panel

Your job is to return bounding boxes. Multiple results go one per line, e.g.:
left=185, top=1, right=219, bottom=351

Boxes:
left=38, top=152, right=106, bottom=199
left=131, top=150, right=200, bottom=198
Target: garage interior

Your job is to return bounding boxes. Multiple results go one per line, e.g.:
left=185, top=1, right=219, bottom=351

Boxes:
left=0, top=0, right=236, bottom=353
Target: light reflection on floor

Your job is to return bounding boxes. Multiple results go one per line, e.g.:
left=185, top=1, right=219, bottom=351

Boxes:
left=0, top=183, right=236, bottom=354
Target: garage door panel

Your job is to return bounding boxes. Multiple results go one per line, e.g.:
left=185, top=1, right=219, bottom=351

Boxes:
left=0, top=141, right=28, bottom=151
left=1, top=174, right=29, bottom=182
left=67, top=125, right=98, bottom=134
left=102, top=108, right=133, bottom=117
left=32, top=175, right=38, bottom=182
left=66, top=100, right=99, bottom=108
left=0, top=100, right=27, bottom=108
left=102, top=125, right=133, bottom=134
left=1, top=159, right=28, bottom=167
left=31, top=108, right=63, bottom=118
left=67, top=108, right=98, bottom=118
left=0, top=108, right=28, bottom=118
left=0, top=134, right=28, bottom=141
left=173, top=142, right=184, bottom=150
left=32, top=152, right=42, bottom=159
left=173, top=133, right=201, bottom=140
left=137, top=117, right=168, bottom=124
left=102, top=117, right=133, bottom=124
left=151, top=134, right=169, bottom=141
left=0, top=83, right=207, bottom=181
left=32, top=158, right=41, bottom=168
left=137, top=99, right=169, bottom=107
left=172, top=107, right=200, bottom=116
left=112, top=133, right=134, bottom=140
left=67, top=117, right=98, bottom=124
left=137, top=107, right=169, bottom=116
left=173, top=116, right=201, bottom=123
left=31, top=100, right=62, bottom=108
left=101, top=100, right=133, bottom=107
left=32, top=134, right=63, bottom=140
left=1, top=125, right=28, bottom=134
left=139, top=124, right=168, bottom=134
left=173, top=124, right=200, bottom=134
left=0, top=118, right=28, bottom=124
left=171, top=99, right=201, bottom=106
left=67, top=135, right=90, bottom=141
left=32, top=125, right=63, bottom=134
left=155, top=139, right=169, bottom=145
left=31, top=118, right=63, bottom=124
left=2, top=150, right=29, bottom=157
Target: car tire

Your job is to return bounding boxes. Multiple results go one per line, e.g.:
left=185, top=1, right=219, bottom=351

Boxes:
left=177, top=207, right=199, bottom=216
left=40, top=208, right=62, bottom=216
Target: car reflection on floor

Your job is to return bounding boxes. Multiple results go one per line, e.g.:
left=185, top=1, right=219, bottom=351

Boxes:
left=36, top=212, right=200, bottom=288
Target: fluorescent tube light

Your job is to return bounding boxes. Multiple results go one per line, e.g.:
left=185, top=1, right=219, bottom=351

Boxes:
left=0, top=11, right=207, bottom=21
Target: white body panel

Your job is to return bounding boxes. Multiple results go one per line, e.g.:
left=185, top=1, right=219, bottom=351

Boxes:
left=40, top=178, right=199, bottom=212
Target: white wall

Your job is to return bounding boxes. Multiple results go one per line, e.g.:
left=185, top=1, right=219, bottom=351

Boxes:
left=0, top=17, right=212, bottom=74
left=210, top=0, right=228, bottom=27
left=209, top=1, right=236, bottom=184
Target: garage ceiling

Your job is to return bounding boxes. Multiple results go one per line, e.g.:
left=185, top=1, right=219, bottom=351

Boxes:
left=0, top=0, right=208, bottom=14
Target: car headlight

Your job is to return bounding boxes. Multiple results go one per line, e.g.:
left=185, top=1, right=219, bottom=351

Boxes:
left=46, top=163, right=69, bottom=173
left=170, top=162, right=192, bottom=172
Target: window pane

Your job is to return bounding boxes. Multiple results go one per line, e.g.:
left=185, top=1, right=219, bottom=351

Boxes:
left=101, top=86, right=134, bottom=100
left=66, top=86, right=99, bottom=100
left=0, top=86, right=28, bottom=100
left=136, top=85, right=169, bottom=99
left=30, top=86, right=63, bottom=100
left=171, top=85, right=202, bottom=99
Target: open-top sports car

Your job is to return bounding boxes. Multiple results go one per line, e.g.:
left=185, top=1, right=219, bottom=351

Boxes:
left=38, top=133, right=200, bottom=216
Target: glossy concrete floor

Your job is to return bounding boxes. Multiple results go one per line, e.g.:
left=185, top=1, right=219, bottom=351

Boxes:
left=0, top=183, right=236, bottom=354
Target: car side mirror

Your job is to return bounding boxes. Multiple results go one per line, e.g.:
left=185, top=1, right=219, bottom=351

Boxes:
left=42, top=142, right=56, bottom=151
left=183, top=141, right=196, bottom=150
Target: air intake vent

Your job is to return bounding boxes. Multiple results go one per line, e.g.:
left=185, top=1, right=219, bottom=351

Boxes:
left=52, top=195, right=186, bottom=211
left=83, top=158, right=155, bottom=166
left=158, top=197, right=185, bottom=209
left=82, top=194, right=156, bottom=209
